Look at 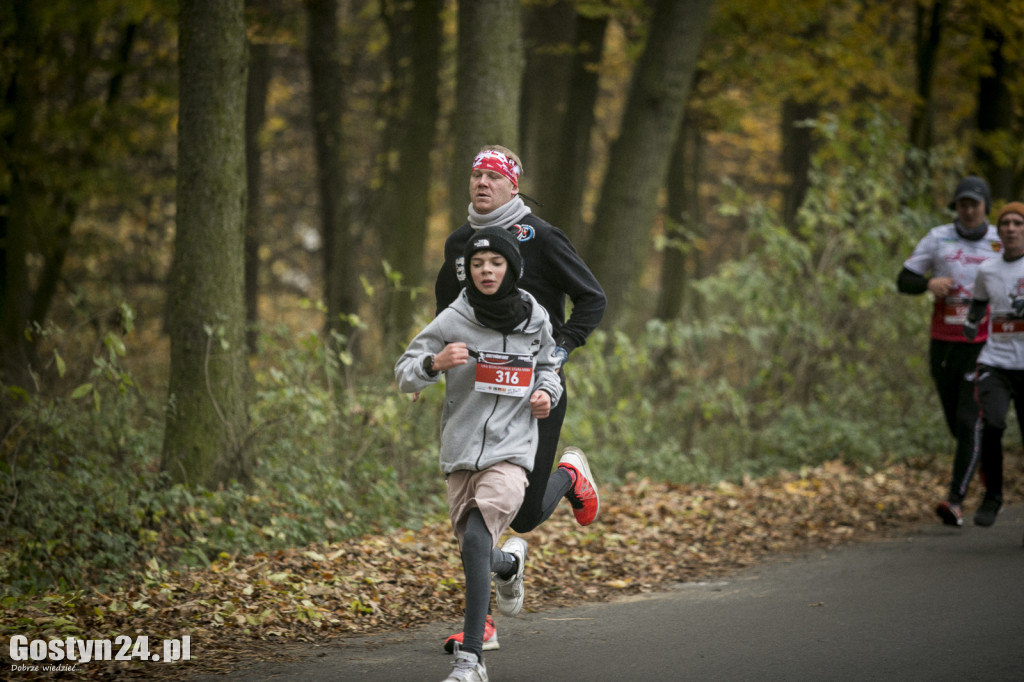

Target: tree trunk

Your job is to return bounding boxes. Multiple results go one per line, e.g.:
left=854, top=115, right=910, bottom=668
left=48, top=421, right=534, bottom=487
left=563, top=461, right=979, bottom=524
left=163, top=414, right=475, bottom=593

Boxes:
left=0, top=2, right=39, bottom=386
left=974, top=23, right=1016, bottom=202
left=448, top=0, right=524, bottom=227
left=1, top=8, right=138, bottom=385
left=780, top=97, right=820, bottom=229
left=381, top=0, right=442, bottom=348
left=307, top=0, right=359, bottom=346
left=2, top=4, right=77, bottom=385
left=244, top=25, right=273, bottom=354
left=547, top=12, right=607, bottom=242
left=585, top=0, right=713, bottom=326
left=518, top=0, right=575, bottom=199
left=162, top=0, right=250, bottom=489
left=779, top=17, right=824, bottom=230
left=908, top=0, right=946, bottom=152
left=655, top=103, right=705, bottom=321
left=904, top=0, right=947, bottom=205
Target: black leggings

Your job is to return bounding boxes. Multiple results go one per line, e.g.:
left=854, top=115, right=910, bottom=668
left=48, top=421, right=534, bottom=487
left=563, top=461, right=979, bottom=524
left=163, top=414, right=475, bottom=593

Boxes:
left=510, top=376, right=572, bottom=533
left=929, top=338, right=983, bottom=438
left=969, top=365, right=1024, bottom=503
left=931, top=339, right=990, bottom=503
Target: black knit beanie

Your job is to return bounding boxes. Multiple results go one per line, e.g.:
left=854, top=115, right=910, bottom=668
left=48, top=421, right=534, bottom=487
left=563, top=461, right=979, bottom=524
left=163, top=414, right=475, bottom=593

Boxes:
left=464, top=226, right=523, bottom=282
left=462, top=226, right=529, bottom=334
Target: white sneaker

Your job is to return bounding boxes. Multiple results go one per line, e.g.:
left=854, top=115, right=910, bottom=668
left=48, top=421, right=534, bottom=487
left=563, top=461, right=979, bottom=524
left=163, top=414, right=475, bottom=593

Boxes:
left=443, top=646, right=489, bottom=681
left=494, top=536, right=527, bottom=617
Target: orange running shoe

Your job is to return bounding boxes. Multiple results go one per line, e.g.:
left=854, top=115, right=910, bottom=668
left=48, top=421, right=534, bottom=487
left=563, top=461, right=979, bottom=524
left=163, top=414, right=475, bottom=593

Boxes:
left=444, top=614, right=499, bottom=654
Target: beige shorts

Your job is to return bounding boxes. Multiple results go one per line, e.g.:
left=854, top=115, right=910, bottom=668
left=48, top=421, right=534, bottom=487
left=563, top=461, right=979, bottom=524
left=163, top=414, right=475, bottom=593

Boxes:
left=447, top=461, right=529, bottom=548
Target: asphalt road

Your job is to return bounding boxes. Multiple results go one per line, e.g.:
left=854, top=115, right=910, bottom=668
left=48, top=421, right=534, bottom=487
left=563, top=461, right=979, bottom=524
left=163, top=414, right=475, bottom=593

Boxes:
left=194, top=505, right=1024, bottom=682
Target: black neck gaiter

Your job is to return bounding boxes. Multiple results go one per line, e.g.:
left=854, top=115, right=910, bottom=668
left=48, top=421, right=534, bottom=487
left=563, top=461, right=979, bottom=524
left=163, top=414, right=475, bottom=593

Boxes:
left=465, top=268, right=530, bottom=335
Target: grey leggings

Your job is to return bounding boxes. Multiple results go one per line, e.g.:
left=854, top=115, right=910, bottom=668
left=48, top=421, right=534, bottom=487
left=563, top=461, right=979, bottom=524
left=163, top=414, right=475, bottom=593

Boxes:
left=459, top=508, right=517, bottom=658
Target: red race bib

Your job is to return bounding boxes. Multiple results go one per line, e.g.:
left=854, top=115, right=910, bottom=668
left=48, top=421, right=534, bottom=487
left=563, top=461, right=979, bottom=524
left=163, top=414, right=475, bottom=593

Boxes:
left=474, top=350, right=534, bottom=397
left=943, top=296, right=970, bottom=325
left=991, top=315, right=1024, bottom=337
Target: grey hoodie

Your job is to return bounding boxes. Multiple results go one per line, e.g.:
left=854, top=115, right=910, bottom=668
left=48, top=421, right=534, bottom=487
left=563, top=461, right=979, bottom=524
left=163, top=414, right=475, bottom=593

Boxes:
left=395, top=289, right=563, bottom=475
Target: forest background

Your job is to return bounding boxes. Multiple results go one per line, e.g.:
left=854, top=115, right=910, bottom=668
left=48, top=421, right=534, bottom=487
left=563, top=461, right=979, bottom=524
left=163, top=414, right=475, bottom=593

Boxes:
left=2, top=0, right=1024, bottom=603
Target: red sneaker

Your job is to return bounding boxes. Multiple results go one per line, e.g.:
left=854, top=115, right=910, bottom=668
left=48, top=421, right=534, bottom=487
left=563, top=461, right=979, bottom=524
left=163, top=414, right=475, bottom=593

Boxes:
left=444, top=614, right=499, bottom=654
left=559, top=448, right=599, bottom=526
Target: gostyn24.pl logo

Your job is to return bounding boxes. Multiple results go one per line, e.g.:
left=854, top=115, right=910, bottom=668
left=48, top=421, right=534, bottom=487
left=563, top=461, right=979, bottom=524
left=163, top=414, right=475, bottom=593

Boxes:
left=9, top=635, right=191, bottom=670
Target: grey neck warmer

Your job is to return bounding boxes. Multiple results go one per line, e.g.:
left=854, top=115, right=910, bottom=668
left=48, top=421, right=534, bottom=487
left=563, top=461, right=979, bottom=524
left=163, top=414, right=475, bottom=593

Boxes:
left=468, top=196, right=532, bottom=230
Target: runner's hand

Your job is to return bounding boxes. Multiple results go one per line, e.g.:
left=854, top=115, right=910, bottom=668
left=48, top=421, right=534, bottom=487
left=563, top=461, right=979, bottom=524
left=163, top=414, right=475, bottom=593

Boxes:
left=927, top=276, right=955, bottom=298
left=434, top=342, right=469, bottom=371
left=530, top=390, right=551, bottom=419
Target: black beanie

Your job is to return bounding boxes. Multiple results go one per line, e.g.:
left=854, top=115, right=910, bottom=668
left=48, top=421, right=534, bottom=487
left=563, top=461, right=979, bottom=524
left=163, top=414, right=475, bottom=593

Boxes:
left=464, top=226, right=523, bottom=281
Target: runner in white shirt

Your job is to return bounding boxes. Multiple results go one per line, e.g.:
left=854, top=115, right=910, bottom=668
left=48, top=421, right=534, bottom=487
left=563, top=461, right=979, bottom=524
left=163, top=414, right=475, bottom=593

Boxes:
left=961, top=201, right=1024, bottom=529
left=897, top=176, right=1001, bottom=526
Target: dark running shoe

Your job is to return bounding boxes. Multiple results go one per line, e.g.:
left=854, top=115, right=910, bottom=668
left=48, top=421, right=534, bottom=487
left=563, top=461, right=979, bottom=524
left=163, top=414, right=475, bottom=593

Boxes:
left=974, top=498, right=1002, bottom=527
left=935, top=500, right=963, bottom=527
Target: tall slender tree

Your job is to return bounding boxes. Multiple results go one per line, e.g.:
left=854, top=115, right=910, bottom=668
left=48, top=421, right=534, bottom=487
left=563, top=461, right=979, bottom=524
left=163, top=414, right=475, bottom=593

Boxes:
left=973, top=21, right=1016, bottom=201
left=908, top=0, right=947, bottom=153
left=381, top=0, right=443, bottom=347
left=0, top=1, right=39, bottom=386
left=585, top=0, right=713, bottom=325
left=162, top=0, right=250, bottom=488
left=448, top=0, right=524, bottom=227
left=780, top=96, right=820, bottom=228
left=244, top=0, right=275, bottom=354
left=306, top=0, right=359, bottom=346
left=518, top=0, right=576, bottom=199
left=0, top=4, right=143, bottom=385
left=779, top=17, right=824, bottom=229
left=903, top=0, right=948, bottom=205
left=655, top=101, right=706, bottom=321
left=547, top=10, right=608, bottom=242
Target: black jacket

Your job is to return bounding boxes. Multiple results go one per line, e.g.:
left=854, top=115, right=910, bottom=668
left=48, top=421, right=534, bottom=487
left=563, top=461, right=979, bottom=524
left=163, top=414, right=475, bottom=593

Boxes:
left=434, top=216, right=606, bottom=355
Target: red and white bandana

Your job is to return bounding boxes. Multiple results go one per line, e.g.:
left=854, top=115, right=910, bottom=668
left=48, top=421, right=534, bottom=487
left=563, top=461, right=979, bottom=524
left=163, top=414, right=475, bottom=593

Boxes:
left=472, top=150, right=521, bottom=188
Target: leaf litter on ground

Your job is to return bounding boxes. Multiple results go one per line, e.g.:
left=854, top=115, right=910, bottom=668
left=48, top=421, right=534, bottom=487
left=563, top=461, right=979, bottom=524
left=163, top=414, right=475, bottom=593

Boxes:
left=3, top=455, right=1022, bottom=679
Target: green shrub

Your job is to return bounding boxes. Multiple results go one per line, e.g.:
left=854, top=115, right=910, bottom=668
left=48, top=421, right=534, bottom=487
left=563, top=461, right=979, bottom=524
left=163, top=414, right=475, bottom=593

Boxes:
left=560, top=113, right=953, bottom=483
left=1, top=316, right=164, bottom=592
left=0, top=318, right=446, bottom=595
